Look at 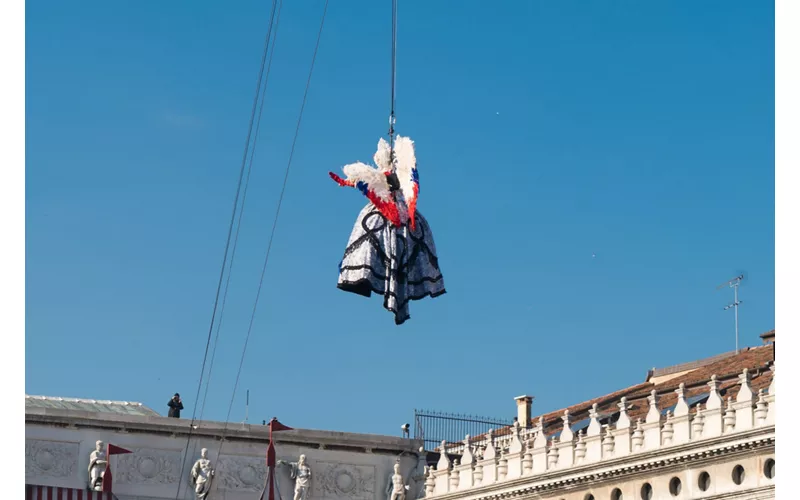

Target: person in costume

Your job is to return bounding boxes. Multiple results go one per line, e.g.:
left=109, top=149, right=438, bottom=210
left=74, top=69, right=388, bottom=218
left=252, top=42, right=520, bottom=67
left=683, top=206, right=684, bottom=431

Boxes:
left=329, top=136, right=445, bottom=325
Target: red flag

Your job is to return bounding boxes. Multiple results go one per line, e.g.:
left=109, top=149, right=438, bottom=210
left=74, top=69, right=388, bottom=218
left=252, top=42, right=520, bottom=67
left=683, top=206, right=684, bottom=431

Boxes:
left=108, top=444, right=132, bottom=456
left=102, top=444, right=133, bottom=492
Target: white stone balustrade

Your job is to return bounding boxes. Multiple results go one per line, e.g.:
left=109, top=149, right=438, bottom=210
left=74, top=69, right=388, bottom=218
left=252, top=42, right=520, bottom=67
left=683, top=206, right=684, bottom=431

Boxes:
left=425, top=370, right=775, bottom=498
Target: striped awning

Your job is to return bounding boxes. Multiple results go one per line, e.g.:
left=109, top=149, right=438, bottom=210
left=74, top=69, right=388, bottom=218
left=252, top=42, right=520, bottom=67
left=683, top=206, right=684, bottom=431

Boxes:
left=25, top=485, right=114, bottom=500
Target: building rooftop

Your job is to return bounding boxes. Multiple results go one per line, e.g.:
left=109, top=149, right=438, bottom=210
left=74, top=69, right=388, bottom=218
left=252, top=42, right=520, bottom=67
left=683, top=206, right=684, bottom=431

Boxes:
left=451, top=330, right=775, bottom=448
left=25, top=394, right=161, bottom=417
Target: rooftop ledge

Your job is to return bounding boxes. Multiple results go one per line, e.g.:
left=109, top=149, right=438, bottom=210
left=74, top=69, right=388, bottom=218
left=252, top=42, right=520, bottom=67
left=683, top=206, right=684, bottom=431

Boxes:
left=25, top=406, right=421, bottom=455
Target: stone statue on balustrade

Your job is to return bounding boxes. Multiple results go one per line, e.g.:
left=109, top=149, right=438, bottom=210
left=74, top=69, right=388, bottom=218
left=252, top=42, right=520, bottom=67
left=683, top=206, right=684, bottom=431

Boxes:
left=190, top=448, right=215, bottom=499
left=87, top=440, right=108, bottom=491
left=386, top=461, right=411, bottom=500
left=278, top=454, right=312, bottom=500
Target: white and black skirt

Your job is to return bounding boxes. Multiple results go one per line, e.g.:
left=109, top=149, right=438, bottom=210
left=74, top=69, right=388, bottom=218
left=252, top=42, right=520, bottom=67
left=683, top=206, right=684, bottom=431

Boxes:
left=337, top=204, right=446, bottom=325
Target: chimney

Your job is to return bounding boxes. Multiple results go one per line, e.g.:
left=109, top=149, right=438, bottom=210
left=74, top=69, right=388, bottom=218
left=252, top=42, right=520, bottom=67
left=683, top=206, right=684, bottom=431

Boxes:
left=760, top=329, right=775, bottom=345
left=514, top=395, right=534, bottom=428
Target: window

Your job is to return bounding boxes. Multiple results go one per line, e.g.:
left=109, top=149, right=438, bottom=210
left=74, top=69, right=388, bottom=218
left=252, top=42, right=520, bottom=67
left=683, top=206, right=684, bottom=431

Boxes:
left=732, top=465, right=745, bottom=485
left=640, top=483, right=653, bottom=500
left=669, top=477, right=681, bottom=496
left=764, top=458, right=775, bottom=479
left=698, top=471, right=711, bottom=491
left=584, top=495, right=595, bottom=500
left=610, top=488, right=622, bottom=500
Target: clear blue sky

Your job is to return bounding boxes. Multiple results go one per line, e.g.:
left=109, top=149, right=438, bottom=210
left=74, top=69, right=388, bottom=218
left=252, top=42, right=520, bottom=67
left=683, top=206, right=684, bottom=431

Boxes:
left=26, top=0, right=774, bottom=436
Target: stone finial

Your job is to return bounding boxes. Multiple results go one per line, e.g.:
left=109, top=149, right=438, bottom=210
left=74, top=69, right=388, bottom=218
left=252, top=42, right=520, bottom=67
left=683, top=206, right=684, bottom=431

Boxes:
left=737, top=369, right=754, bottom=403
left=691, top=405, right=705, bottom=438
left=754, top=390, right=768, bottom=425
left=522, top=441, right=533, bottom=473
left=483, top=430, right=496, bottom=460
left=546, top=440, right=559, bottom=468
left=632, top=419, right=644, bottom=451
left=574, top=432, right=587, bottom=463
left=509, top=420, right=524, bottom=454
left=533, top=418, right=548, bottom=449
left=461, top=435, right=473, bottom=465
left=449, top=461, right=460, bottom=490
left=646, top=390, right=661, bottom=423
left=769, top=363, right=775, bottom=396
left=559, top=410, right=573, bottom=443
left=437, top=441, right=451, bottom=471
left=617, top=397, right=631, bottom=429
left=497, top=451, right=508, bottom=480
left=674, top=383, right=689, bottom=416
left=707, top=374, right=723, bottom=410
left=601, top=425, right=615, bottom=456
left=587, top=403, right=602, bottom=436
left=662, top=411, right=674, bottom=445
left=473, top=460, right=483, bottom=485
left=424, top=467, right=435, bottom=496
left=723, top=398, right=736, bottom=432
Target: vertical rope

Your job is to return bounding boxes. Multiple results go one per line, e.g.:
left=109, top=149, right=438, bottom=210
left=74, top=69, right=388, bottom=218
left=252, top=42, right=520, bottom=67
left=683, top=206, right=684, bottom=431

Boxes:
left=388, top=0, right=398, bottom=157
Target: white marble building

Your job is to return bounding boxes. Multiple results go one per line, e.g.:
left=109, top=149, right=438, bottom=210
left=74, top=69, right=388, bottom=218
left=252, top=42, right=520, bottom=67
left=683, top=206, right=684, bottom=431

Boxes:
left=25, top=397, right=425, bottom=500
left=423, top=338, right=775, bottom=500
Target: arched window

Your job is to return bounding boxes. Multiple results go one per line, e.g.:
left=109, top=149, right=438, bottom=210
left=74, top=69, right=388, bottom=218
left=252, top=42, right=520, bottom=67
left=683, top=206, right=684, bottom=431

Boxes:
left=610, top=488, right=622, bottom=500
left=763, top=458, right=775, bottom=479
left=640, top=483, right=653, bottom=500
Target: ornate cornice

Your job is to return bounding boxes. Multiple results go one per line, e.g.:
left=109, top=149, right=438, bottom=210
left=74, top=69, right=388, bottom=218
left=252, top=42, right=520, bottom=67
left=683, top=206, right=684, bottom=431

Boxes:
left=429, top=427, right=774, bottom=500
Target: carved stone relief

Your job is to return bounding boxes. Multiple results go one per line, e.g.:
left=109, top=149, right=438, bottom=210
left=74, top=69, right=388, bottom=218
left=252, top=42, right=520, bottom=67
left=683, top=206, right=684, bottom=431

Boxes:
left=217, top=455, right=267, bottom=493
left=115, top=448, right=181, bottom=485
left=316, top=462, right=376, bottom=500
left=25, top=440, right=79, bottom=479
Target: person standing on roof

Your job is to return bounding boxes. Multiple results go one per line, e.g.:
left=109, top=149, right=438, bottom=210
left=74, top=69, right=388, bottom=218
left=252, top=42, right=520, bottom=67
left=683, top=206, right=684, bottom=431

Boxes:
left=168, top=393, right=184, bottom=418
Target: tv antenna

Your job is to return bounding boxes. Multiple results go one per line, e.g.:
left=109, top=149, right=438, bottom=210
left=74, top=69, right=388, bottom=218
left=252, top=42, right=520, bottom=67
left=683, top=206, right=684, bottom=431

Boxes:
left=717, top=275, right=744, bottom=353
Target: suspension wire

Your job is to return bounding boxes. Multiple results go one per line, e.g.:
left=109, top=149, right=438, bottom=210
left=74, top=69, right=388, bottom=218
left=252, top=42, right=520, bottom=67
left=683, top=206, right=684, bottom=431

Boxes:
left=197, top=0, right=285, bottom=422
left=172, top=2, right=280, bottom=498
left=212, top=0, right=330, bottom=463
left=388, top=0, right=398, bottom=152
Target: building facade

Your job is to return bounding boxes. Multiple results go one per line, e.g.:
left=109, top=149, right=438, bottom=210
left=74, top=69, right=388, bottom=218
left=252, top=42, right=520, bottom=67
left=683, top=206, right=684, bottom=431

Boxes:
left=25, top=397, right=426, bottom=500
left=423, top=340, right=775, bottom=500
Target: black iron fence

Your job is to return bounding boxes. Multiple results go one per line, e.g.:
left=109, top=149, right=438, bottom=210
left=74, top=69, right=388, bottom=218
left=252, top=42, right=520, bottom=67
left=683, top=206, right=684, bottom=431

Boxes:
left=413, top=409, right=513, bottom=452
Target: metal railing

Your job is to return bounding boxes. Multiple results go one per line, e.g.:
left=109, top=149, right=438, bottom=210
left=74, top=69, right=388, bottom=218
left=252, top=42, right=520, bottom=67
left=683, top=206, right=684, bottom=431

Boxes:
left=413, top=409, right=513, bottom=452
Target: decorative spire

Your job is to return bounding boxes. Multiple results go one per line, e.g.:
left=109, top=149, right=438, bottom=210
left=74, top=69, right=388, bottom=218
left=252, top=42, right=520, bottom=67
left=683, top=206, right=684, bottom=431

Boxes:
left=449, top=460, right=460, bottom=490
left=574, top=432, right=587, bottom=463
left=691, top=404, right=705, bottom=438
left=522, top=439, right=533, bottom=473
left=497, top=451, right=508, bottom=480
left=737, top=369, right=754, bottom=403
left=674, top=383, right=689, bottom=416
left=707, top=374, right=723, bottom=410
left=723, top=398, right=736, bottom=432
left=632, top=419, right=644, bottom=451
left=546, top=439, right=559, bottom=468
left=461, top=435, right=473, bottom=465
left=617, top=397, right=631, bottom=429
left=662, top=411, right=674, bottom=445
left=559, top=410, right=573, bottom=443
left=754, top=389, right=768, bottom=425
left=587, top=403, right=601, bottom=436
left=601, top=425, right=615, bottom=456
left=646, top=390, right=661, bottom=423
